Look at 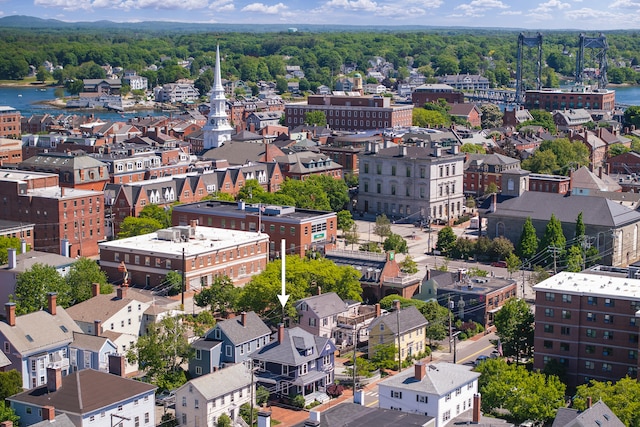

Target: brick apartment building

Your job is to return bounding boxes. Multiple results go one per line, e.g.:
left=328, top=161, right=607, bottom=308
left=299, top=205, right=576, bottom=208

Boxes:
left=524, top=88, right=616, bottom=112
left=463, top=153, right=521, bottom=197
left=411, top=84, right=464, bottom=107
left=533, top=271, right=640, bottom=390
left=0, top=169, right=103, bottom=257
left=172, top=200, right=337, bottom=259
left=284, top=94, right=413, bottom=132
left=0, top=107, right=20, bottom=139
left=17, top=152, right=110, bottom=191
left=0, top=138, right=23, bottom=166
left=99, top=223, right=269, bottom=289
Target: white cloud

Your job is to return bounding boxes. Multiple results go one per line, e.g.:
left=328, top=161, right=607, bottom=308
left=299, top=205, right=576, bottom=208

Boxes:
left=241, top=2, right=287, bottom=14
left=529, top=0, right=571, bottom=14
left=34, top=0, right=93, bottom=11
left=454, top=0, right=509, bottom=17
left=499, top=10, right=522, bottom=15
left=35, top=0, right=209, bottom=11
left=323, top=0, right=378, bottom=12
left=609, top=0, right=640, bottom=8
left=210, top=0, right=234, bottom=11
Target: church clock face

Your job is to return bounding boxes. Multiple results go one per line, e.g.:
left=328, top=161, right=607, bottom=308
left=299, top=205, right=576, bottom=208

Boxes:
left=210, top=118, right=216, bottom=125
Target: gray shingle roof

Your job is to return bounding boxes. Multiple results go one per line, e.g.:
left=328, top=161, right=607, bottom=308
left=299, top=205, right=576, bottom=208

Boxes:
left=65, top=294, right=135, bottom=323
left=292, top=402, right=434, bottom=427
left=209, top=312, right=271, bottom=346
left=250, top=327, right=332, bottom=366
left=368, top=305, right=428, bottom=335
left=552, top=400, right=624, bottom=427
left=295, top=292, right=348, bottom=319
left=180, top=363, right=251, bottom=400
left=484, top=192, right=640, bottom=228
left=379, top=362, right=480, bottom=396
left=70, top=332, right=113, bottom=353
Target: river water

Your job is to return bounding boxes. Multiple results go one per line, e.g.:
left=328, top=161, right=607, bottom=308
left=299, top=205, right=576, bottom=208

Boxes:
left=2, top=84, right=640, bottom=121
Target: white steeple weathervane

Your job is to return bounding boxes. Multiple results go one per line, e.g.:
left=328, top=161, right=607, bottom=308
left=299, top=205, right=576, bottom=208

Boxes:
left=203, top=44, right=233, bottom=150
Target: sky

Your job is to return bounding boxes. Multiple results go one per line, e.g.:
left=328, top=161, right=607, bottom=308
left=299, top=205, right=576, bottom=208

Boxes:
left=2, top=0, right=640, bottom=30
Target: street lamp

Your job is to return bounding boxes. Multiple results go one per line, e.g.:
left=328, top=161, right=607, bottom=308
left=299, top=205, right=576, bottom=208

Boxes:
left=451, top=331, right=461, bottom=364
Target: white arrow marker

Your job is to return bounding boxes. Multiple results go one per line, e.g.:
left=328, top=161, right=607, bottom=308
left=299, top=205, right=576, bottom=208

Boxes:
left=278, top=238, right=289, bottom=307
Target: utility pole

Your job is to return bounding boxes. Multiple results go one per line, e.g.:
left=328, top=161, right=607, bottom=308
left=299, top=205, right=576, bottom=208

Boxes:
left=521, top=263, right=526, bottom=299
left=181, top=247, right=186, bottom=307
left=549, top=246, right=559, bottom=275
left=448, top=295, right=453, bottom=353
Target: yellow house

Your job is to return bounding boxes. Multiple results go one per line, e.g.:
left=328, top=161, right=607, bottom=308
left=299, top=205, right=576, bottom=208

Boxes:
left=367, top=303, right=428, bottom=362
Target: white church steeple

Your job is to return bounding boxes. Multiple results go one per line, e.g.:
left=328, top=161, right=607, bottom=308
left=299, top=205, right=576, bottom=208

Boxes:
left=203, top=45, right=233, bottom=150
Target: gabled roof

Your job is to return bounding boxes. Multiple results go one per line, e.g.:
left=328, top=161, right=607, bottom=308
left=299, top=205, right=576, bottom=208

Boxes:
left=250, top=327, right=333, bottom=366
left=8, top=369, right=156, bottom=414
left=0, top=308, right=81, bottom=355
left=292, top=402, right=434, bottom=427
left=65, top=294, right=143, bottom=324
left=207, top=311, right=270, bottom=346
left=295, top=292, right=348, bottom=319
left=552, top=400, right=624, bottom=427
left=0, top=251, right=75, bottom=273
left=571, top=166, right=621, bottom=192
left=368, top=306, right=428, bottom=335
left=30, top=413, right=75, bottom=427
left=70, top=332, right=115, bottom=353
left=180, top=363, right=251, bottom=400
left=379, top=362, right=480, bottom=397
left=484, top=192, right=640, bottom=228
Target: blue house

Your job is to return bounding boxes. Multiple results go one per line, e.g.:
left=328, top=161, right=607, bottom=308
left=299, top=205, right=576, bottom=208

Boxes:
left=69, top=332, right=118, bottom=373
left=250, top=325, right=336, bottom=405
left=188, top=311, right=271, bottom=377
left=0, top=295, right=82, bottom=389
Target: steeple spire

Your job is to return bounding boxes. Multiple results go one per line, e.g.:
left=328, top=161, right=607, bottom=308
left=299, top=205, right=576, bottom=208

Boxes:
left=203, top=44, right=233, bottom=150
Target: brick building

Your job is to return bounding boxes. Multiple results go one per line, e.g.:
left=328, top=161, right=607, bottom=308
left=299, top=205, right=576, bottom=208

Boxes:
left=284, top=94, right=413, bottom=132
left=18, top=152, right=110, bottom=191
left=99, top=223, right=269, bottom=289
left=463, top=153, right=521, bottom=197
left=524, top=88, right=615, bottom=112
left=172, top=200, right=337, bottom=259
left=0, top=138, right=23, bottom=166
left=0, top=169, right=103, bottom=257
left=533, top=271, right=640, bottom=390
left=411, top=84, right=464, bottom=106
left=0, top=107, right=20, bottom=139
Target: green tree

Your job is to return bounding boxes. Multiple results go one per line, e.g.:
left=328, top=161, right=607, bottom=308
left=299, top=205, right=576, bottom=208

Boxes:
left=506, top=253, right=521, bottom=278
left=519, top=109, right=556, bottom=132
left=575, top=212, right=585, bottom=239
left=532, top=265, right=550, bottom=284
left=450, top=237, right=476, bottom=260
left=337, top=210, right=354, bottom=236
left=483, top=182, right=498, bottom=196
left=373, top=214, right=392, bottom=242
left=0, top=236, right=25, bottom=264
left=305, top=175, right=349, bottom=211
left=475, top=359, right=565, bottom=424
left=480, top=104, right=503, bottom=129
left=521, top=149, right=559, bottom=174
left=118, top=216, right=163, bottom=239
left=565, top=245, right=584, bottom=272
left=256, top=385, right=270, bottom=406
left=66, top=257, right=111, bottom=304
left=11, top=264, right=72, bottom=315
left=304, top=111, right=327, bottom=126
left=36, top=65, right=50, bottom=83
left=217, top=414, right=232, bottom=427
left=239, top=403, right=258, bottom=426
left=383, top=233, right=408, bottom=254
left=412, top=108, right=449, bottom=127
left=493, top=298, right=534, bottom=361
left=517, top=217, right=539, bottom=260
left=277, top=178, right=331, bottom=211
left=127, top=315, right=193, bottom=390
left=359, top=241, right=381, bottom=253
left=344, top=223, right=360, bottom=249
left=194, top=275, right=240, bottom=315
left=573, top=377, right=640, bottom=427
left=540, top=214, right=566, bottom=260
left=164, top=270, right=183, bottom=296
left=608, top=143, right=630, bottom=157
left=0, top=402, right=18, bottom=426
left=139, top=204, right=172, bottom=228
left=460, top=143, right=486, bottom=154
left=0, top=370, right=22, bottom=400
left=489, top=236, right=515, bottom=261
left=399, top=255, right=418, bottom=274
left=624, top=105, right=640, bottom=129
left=370, top=343, right=399, bottom=370
left=436, top=226, right=456, bottom=256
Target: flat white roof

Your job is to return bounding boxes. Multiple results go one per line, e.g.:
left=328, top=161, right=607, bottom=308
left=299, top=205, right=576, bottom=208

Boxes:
left=533, top=271, right=640, bottom=301
left=99, top=226, right=268, bottom=257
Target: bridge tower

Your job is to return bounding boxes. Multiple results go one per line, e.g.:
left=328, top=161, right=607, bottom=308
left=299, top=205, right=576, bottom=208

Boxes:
left=575, top=33, right=609, bottom=89
left=516, top=32, right=543, bottom=105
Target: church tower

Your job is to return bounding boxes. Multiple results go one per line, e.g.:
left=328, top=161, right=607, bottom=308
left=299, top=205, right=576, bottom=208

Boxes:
left=203, top=45, right=233, bottom=149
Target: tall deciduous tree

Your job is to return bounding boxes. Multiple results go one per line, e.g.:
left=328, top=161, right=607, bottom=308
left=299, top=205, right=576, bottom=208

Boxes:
left=0, top=236, right=25, bottom=264
left=127, top=316, right=193, bottom=390
left=373, top=214, right=392, bottom=242
left=383, top=233, right=408, bottom=254
left=480, top=103, right=503, bottom=129
left=344, top=223, right=360, bottom=249
left=66, top=257, right=111, bottom=304
left=11, top=264, right=72, bottom=315
left=337, top=210, right=354, bottom=236
left=194, top=275, right=240, bottom=315
left=304, top=111, right=327, bottom=126
left=118, top=216, right=163, bottom=239
left=436, top=226, right=456, bottom=256
left=139, top=203, right=172, bottom=228
left=517, top=217, right=539, bottom=261
left=493, top=298, right=534, bottom=361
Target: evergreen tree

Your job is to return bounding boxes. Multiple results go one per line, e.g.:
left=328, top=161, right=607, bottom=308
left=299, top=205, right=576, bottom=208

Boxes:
left=436, top=226, right=456, bottom=256
left=540, top=214, right=566, bottom=267
left=517, top=217, right=539, bottom=260
left=575, top=212, right=586, bottom=239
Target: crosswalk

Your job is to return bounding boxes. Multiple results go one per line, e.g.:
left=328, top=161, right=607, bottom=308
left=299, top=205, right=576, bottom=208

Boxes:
left=364, top=390, right=378, bottom=407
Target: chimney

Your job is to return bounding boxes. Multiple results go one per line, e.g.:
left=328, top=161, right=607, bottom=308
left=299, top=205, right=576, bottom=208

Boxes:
left=241, top=312, right=247, bottom=327
left=0, top=421, right=13, bottom=427
left=458, top=269, right=464, bottom=283
left=473, top=394, right=482, bottom=423
left=7, top=248, right=16, bottom=269
left=257, top=409, right=272, bottom=427
left=190, top=219, right=198, bottom=229
left=94, top=320, right=102, bottom=337
left=393, top=299, right=401, bottom=311
left=42, top=406, right=55, bottom=421
left=92, top=283, right=100, bottom=298
left=375, top=303, right=381, bottom=318
left=598, top=166, right=603, bottom=179
left=278, top=323, right=284, bottom=343
left=238, top=200, right=246, bottom=210
left=117, top=286, right=126, bottom=300
left=305, top=411, right=321, bottom=427
left=108, top=354, right=126, bottom=377
left=46, top=367, right=62, bottom=393
left=414, top=362, right=426, bottom=380
left=20, top=240, right=26, bottom=254
left=317, top=285, right=322, bottom=296
left=587, top=396, right=592, bottom=408
left=5, top=303, right=15, bottom=327
left=354, top=389, right=365, bottom=405
left=490, top=193, right=497, bottom=213
left=47, top=292, right=57, bottom=316
left=426, top=269, right=431, bottom=281
left=60, top=239, right=70, bottom=257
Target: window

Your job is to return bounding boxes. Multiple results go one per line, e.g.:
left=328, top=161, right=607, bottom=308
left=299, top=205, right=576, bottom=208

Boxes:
left=587, top=296, right=597, bottom=305
left=602, top=363, right=612, bottom=372
left=630, top=350, right=638, bottom=360
left=604, top=314, right=613, bottom=323
left=545, top=292, right=555, bottom=301
left=417, top=395, right=428, bottom=403
left=560, top=343, right=570, bottom=351
left=603, top=347, right=613, bottom=356
left=544, top=324, right=554, bottom=333
left=560, top=326, right=570, bottom=335
left=145, top=413, right=150, bottom=424
left=443, top=410, right=451, bottom=422
left=562, top=294, right=572, bottom=303
left=195, top=399, right=199, bottom=409
left=585, top=345, right=595, bottom=354
left=603, top=331, right=613, bottom=340
left=586, top=312, right=596, bottom=322
left=543, top=340, right=553, bottom=349
left=562, top=310, right=571, bottom=319
left=135, top=416, right=140, bottom=427
left=605, top=298, right=614, bottom=307
left=586, top=329, right=596, bottom=338
left=544, top=308, right=554, bottom=317
left=391, top=390, right=402, bottom=398
left=585, top=361, right=595, bottom=370
left=195, top=366, right=202, bottom=375
left=182, top=397, right=187, bottom=407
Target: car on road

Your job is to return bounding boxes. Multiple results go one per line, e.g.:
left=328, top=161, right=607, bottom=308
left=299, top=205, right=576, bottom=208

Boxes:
left=491, top=260, right=507, bottom=268
left=474, top=355, right=489, bottom=366
left=155, top=390, right=176, bottom=406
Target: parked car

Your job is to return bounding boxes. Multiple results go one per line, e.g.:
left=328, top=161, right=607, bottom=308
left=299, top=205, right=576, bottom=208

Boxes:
left=491, top=260, right=507, bottom=268
left=474, top=355, right=489, bottom=366
left=155, top=390, right=176, bottom=406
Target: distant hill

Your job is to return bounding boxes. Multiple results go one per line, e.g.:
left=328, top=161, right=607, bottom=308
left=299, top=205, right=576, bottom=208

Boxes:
left=0, top=14, right=523, bottom=34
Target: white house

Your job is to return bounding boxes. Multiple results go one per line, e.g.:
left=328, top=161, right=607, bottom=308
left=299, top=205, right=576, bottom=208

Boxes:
left=378, top=362, right=480, bottom=427
left=295, top=292, right=348, bottom=339
left=175, top=362, right=254, bottom=427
